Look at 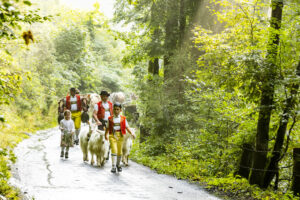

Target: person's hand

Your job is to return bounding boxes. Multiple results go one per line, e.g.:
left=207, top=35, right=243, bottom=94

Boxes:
left=96, top=121, right=102, bottom=126
left=105, top=133, right=109, bottom=141
left=131, top=132, right=136, bottom=139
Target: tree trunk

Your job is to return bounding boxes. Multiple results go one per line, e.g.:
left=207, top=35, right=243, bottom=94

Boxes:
left=263, top=58, right=300, bottom=188
left=250, top=0, right=283, bottom=187
left=149, top=58, right=159, bottom=75
left=163, top=1, right=179, bottom=81
left=237, top=143, right=254, bottom=179
left=179, top=0, right=186, bottom=47
left=292, top=148, right=300, bottom=196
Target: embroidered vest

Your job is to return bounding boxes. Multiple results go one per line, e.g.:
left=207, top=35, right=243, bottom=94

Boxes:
left=66, top=95, right=81, bottom=111
left=97, top=101, right=113, bottom=120
left=108, top=115, right=126, bottom=135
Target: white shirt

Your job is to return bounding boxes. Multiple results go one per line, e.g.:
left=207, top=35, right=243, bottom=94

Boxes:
left=64, top=95, right=82, bottom=111
left=107, top=115, right=129, bottom=131
left=94, top=101, right=111, bottom=121
left=59, top=119, right=75, bottom=135
left=70, top=96, right=79, bottom=111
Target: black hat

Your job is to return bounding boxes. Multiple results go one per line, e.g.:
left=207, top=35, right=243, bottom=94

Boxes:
left=70, top=87, right=76, bottom=92
left=100, top=91, right=110, bottom=96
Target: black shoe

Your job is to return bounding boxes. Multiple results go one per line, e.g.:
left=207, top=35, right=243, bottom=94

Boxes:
left=60, top=151, right=64, bottom=158
left=117, top=165, right=122, bottom=172
left=111, top=167, right=116, bottom=173
left=65, top=152, right=69, bottom=159
left=76, top=139, right=79, bottom=145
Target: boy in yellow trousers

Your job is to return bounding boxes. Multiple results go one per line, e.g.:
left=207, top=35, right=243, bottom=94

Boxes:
left=105, top=103, right=135, bottom=173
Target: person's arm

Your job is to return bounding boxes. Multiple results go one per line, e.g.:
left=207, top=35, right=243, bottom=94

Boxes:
left=93, top=109, right=102, bottom=125
left=71, top=121, right=75, bottom=135
left=125, top=119, right=135, bottom=139
left=59, top=120, right=64, bottom=131
left=63, top=98, right=67, bottom=111
left=126, top=127, right=136, bottom=139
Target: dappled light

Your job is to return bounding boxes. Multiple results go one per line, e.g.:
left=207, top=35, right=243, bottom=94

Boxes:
left=0, top=0, right=299, bottom=199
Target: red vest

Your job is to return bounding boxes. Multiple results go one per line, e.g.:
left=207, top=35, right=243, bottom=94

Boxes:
left=97, top=101, right=113, bottom=120
left=108, top=115, right=126, bottom=135
left=66, top=95, right=81, bottom=111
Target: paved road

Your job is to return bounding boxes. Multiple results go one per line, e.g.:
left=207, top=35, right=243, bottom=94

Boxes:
left=10, top=125, right=222, bottom=200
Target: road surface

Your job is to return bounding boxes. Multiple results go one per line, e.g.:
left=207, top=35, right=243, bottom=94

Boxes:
left=10, top=125, right=222, bottom=200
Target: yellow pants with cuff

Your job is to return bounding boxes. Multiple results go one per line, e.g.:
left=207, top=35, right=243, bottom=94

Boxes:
left=71, top=111, right=81, bottom=129
left=109, top=132, right=124, bottom=156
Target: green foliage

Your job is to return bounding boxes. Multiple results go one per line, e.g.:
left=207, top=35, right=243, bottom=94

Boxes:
left=0, top=0, right=50, bottom=39
left=131, top=132, right=299, bottom=200
left=121, top=0, right=299, bottom=198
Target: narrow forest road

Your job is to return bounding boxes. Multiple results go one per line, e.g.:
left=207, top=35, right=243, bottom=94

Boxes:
left=10, top=125, right=222, bottom=200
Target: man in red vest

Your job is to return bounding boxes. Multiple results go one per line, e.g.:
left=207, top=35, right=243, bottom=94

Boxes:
left=64, top=87, right=86, bottom=145
left=93, top=91, right=113, bottom=131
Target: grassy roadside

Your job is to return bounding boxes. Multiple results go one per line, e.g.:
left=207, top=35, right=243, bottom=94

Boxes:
left=0, top=106, right=56, bottom=200
left=130, top=133, right=299, bottom=200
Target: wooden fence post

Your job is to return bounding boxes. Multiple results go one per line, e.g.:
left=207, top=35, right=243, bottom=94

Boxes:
left=292, top=148, right=300, bottom=196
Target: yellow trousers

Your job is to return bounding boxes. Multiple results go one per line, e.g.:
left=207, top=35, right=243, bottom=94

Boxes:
left=109, top=132, right=124, bottom=156
left=71, top=111, right=81, bottom=129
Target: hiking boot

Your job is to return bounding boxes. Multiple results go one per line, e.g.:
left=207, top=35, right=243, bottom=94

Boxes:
left=111, top=167, right=116, bottom=173
left=117, top=165, right=122, bottom=172
left=60, top=151, right=64, bottom=158
left=65, top=152, right=69, bottom=159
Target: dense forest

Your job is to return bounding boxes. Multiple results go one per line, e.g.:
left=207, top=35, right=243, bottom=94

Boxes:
left=0, top=0, right=299, bottom=199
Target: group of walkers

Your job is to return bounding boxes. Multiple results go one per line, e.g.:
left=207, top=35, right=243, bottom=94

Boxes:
left=59, top=87, right=136, bottom=173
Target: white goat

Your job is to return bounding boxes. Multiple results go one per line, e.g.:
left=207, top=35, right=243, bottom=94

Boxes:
left=110, top=92, right=125, bottom=104
left=79, top=125, right=93, bottom=162
left=86, top=93, right=101, bottom=121
left=88, top=128, right=109, bottom=167
left=122, top=129, right=135, bottom=166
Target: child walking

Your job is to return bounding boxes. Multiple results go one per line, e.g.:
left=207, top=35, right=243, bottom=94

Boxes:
left=105, top=103, right=135, bottom=173
left=59, top=110, right=75, bottom=159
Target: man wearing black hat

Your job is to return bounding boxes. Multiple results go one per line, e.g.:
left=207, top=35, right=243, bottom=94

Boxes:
left=93, top=91, right=113, bottom=131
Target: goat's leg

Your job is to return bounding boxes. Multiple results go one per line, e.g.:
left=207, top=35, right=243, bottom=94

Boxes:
left=90, top=153, right=94, bottom=165
left=97, top=154, right=101, bottom=166
left=100, top=154, right=105, bottom=166
left=122, top=154, right=125, bottom=164
left=83, top=150, right=89, bottom=162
